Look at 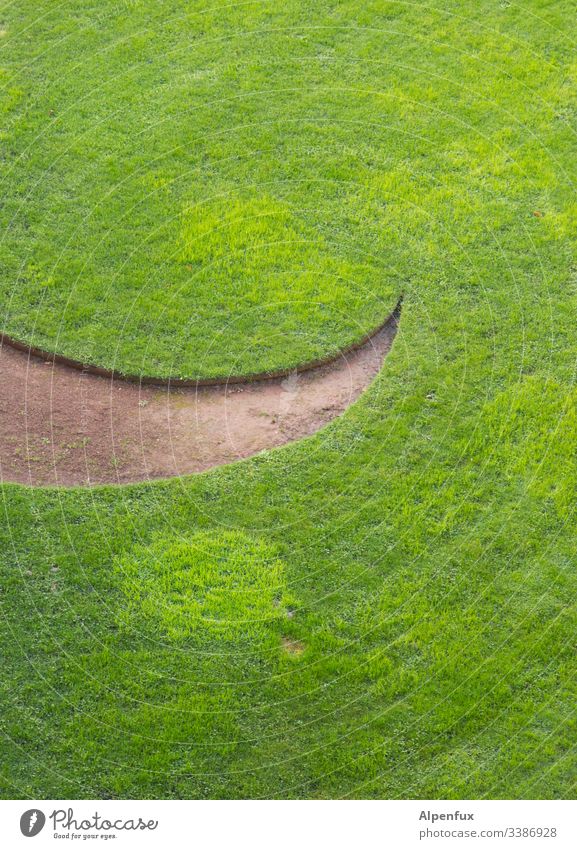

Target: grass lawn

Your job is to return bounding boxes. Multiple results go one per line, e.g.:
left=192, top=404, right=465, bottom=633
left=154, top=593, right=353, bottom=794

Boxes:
left=1, top=0, right=577, bottom=798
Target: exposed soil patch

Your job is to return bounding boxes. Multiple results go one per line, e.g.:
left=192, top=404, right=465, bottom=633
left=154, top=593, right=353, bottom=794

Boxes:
left=282, top=636, right=305, bottom=656
left=0, top=309, right=399, bottom=487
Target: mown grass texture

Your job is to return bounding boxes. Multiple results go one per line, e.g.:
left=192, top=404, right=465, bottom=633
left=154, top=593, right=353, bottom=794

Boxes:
left=1, top=0, right=577, bottom=799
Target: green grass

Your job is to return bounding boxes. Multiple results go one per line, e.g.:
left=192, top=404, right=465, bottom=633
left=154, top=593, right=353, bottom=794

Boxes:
left=0, top=0, right=411, bottom=378
left=1, top=0, right=577, bottom=799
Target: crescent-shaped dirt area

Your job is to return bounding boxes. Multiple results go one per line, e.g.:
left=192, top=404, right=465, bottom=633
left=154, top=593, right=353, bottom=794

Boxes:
left=0, top=306, right=400, bottom=487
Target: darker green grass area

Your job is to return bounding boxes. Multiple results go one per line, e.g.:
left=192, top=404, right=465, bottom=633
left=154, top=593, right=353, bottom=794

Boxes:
left=1, top=0, right=577, bottom=799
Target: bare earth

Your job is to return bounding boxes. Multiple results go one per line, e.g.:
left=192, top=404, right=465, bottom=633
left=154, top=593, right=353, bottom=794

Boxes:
left=0, top=314, right=398, bottom=487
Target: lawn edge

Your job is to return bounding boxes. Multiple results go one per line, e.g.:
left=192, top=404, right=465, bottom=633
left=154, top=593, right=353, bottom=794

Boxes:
left=0, top=297, right=403, bottom=388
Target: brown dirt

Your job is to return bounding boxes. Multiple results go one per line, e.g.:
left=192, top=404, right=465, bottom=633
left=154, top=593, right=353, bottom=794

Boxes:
left=281, top=636, right=305, bottom=656
left=0, top=312, right=398, bottom=487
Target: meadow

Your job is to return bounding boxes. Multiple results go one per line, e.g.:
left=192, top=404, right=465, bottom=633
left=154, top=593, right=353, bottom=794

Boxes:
left=1, top=0, right=577, bottom=798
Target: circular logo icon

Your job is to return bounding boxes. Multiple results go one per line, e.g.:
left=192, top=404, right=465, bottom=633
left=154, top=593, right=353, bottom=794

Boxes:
left=19, top=810, right=46, bottom=837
